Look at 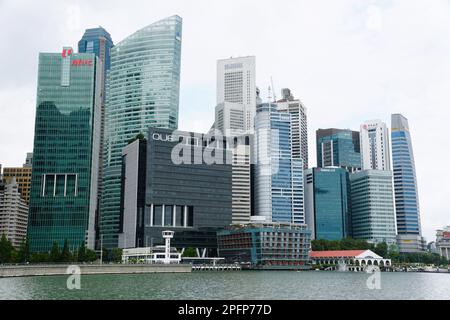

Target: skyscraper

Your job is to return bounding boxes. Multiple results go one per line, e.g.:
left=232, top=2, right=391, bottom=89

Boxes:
left=28, top=47, right=103, bottom=252
left=360, top=120, right=391, bottom=171
left=215, top=56, right=256, bottom=134
left=2, top=158, right=32, bottom=204
left=78, top=26, right=113, bottom=248
left=101, top=16, right=182, bottom=248
left=276, top=88, right=309, bottom=169
left=316, top=129, right=361, bottom=172
left=391, top=114, right=425, bottom=252
left=304, top=167, right=351, bottom=240
left=350, top=170, right=397, bottom=245
left=254, top=103, right=304, bottom=224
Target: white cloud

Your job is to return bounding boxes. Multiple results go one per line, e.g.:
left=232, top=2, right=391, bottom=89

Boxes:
left=0, top=0, right=449, bottom=241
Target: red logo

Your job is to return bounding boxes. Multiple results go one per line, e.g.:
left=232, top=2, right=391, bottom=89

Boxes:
left=71, top=59, right=93, bottom=66
left=62, top=48, right=73, bottom=58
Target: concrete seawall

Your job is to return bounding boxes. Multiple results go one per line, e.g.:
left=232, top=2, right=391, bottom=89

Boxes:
left=0, top=264, right=191, bottom=278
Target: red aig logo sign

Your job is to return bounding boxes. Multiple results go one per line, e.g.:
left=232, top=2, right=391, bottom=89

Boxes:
left=62, top=48, right=73, bottom=58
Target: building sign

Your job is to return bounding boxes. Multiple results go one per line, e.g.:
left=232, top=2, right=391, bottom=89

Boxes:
left=71, top=59, right=93, bottom=66
left=62, top=48, right=73, bottom=58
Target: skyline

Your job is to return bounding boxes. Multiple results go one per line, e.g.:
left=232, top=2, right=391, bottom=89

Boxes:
left=1, top=0, right=449, bottom=242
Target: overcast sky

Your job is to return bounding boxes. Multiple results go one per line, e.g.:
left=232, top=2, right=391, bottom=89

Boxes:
left=0, top=0, right=449, bottom=241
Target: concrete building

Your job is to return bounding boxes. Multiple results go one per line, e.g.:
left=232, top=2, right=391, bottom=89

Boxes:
left=217, top=222, right=311, bottom=270
left=28, top=47, right=102, bottom=252
left=101, top=16, right=182, bottom=248
left=360, top=120, right=391, bottom=171
left=119, top=127, right=232, bottom=257
left=316, top=129, right=361, bottom=172
left=349, top=170, right=397, bottom=245
left=304, top=167, right=351, bottom=240
left=216, top=56, right=256, bottom=134
left=276, top=88, right=308, bottom=169
left=2, top=153, right=33, bottom=204
left=0, top=178, right=28, bottom=248
left=391, top=114, right=425, bottom=253
left=436, top=227, right=450, bottom=260
left=254, top=103, right=304, bottom=224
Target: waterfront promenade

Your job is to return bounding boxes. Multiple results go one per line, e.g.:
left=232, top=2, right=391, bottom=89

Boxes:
left=0, top=264, right=191, bottom=278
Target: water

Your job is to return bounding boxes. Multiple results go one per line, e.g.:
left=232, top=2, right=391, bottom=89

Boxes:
left=0, top=271, right=449, bottom=300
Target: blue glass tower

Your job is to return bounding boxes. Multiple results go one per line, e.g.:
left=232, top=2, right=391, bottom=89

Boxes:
left=391, top=114, right=425, bottom=252
left=78, top=27, right=113, bottom=79
left=100, top=16, right=182, bottom=248
left=316, top=129, right=361, bottom=172
left=304, top=167, right=350, bottom=240
left=254, top=103, right=304, bottom=224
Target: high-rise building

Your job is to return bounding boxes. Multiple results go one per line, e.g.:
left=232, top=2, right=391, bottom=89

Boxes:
left=78, top=26, right=113, bottom=249
left=304, top=167, right=351, bottom=240
left=360, top=120, right=391, bottom=171
left=391, top=114, right=425, bottom=252
left=2, top=153, right=33, bottom=204
left=276, top=88, right=309, bottom=169
left=120, top=128, right=232, bottom=256
left=216, top=56, right=256, bottom=134
left=0, top=178, right=28, bottom=248
left=349, top=170, right=397, bottom=245
left=253, top=103, right=304, bottom=224
left=28, top=47, right=102, bottom=252
left=101, top=16, right=182, bottom=248
left=316, top=129, right=361, bottom=172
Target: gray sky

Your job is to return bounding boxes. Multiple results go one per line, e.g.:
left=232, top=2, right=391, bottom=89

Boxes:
left=0, top=0, right=449, bottom=241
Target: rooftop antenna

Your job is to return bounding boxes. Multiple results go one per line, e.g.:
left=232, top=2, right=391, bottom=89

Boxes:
left=267, top=85, right=273, bottom=104
left=271, top=76, right=277, bottom=102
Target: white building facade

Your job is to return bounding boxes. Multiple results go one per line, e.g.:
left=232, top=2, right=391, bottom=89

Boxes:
left=360, top=120, right=391, bottom=171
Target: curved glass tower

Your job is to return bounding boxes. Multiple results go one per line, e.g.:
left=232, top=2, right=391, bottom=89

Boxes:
left=391, top=114, right=424, bottom=252
left=101, top=16, right=182, bottom=248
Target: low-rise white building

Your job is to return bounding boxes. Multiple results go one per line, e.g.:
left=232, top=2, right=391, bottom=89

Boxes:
left=436, top=227, right=450, bottom=260
left=122, top=246, right=181, bottom=264
left=310, top=249, right=391, bottom=269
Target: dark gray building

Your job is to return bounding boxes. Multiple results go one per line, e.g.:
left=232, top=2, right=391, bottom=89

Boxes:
left=120, top=128, right=232, bottom=257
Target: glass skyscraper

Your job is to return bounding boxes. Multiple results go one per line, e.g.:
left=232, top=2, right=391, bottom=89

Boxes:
left=28, top=48, right=102, bottom=252
left=304, top=167, right=351, bottom=240
left=349, top=170, right=397, bottom=245
left=391, top=114, right=425, bottom=252
left=254, top=103, right=304, bottom=224
left=316, top=128, right=361, bottom=172
left=100, top=16, right=182, bottom=248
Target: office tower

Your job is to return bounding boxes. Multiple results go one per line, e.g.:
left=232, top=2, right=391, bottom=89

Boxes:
left=78, top=27, right=113, bottom=209
left=304, top=167, right=351, bottom=240
left=101, top=16, right=182, bottom=248
left=24, top=153, right=33, bottom=167
left=391, top=114, right=425, bottom=252
left=0, top=178, right=28, bottom=248
left=276, top=88, right=309, bottom=169
left=435, top=227, right=450, bottom=260
left=360, top=120, right=391, bottom=171
left=350, top=170, right=397, bottom=245
left=120, top=128, right=232, bottom=256
left=254, top=103, right=304, bottom=224
left=3, top=161, right=32, bottom=204
left=28, top=47, right=102, bottom=252
left=231, top=134, right=252, bottom=225
left=316, top=129, right=361, bottom=172
left=215, top=56, right=256, bottom=134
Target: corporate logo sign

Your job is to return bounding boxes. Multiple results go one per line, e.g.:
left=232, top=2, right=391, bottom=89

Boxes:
left=61, top=47, right=93, bottom=66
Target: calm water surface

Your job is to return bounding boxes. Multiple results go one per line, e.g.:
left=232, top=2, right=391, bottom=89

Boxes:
left=1, top=271, right=449, bottom=300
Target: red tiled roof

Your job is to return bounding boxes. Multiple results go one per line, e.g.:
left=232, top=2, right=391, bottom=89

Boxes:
left=309, top=250, right=366, bottom=258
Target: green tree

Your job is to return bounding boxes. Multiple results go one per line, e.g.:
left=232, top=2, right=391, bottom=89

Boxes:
left=17, top=238, right=30, bottom=263
left=50, top=241, right=61, bottom=262
left=85, top=249, right=98, bottom=262
left=29, top=252, right=50, bottom=263
left=127, top=133, right=145, bottom=145
left=111, top=248, right=123, bottom=263
left=77, top=242, right=86, bottom=262
left=0, top=234, right=14, bottom=264
left=182, top=247, right=198, bottom=258
left=60, top=239, right=72, bottom=263
left=374, top=242, right=388, bottom=258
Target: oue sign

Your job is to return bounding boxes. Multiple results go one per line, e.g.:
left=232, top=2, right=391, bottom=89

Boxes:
left=152, top=133, right=175, bottom=142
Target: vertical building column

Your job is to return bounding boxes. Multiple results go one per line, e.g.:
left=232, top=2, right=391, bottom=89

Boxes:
left=42, top=174, right=46, bottom=197
left=64, top=174, right=68, bottom=197
left=162, top=204, right=165, bottom=226
left=172, top=205, right=176, bottom=227
left=150, top=204, right=154, bottom=227
left=184, top=206, right=188, bottom=228
left=53, top=174, right=57, bottom=197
